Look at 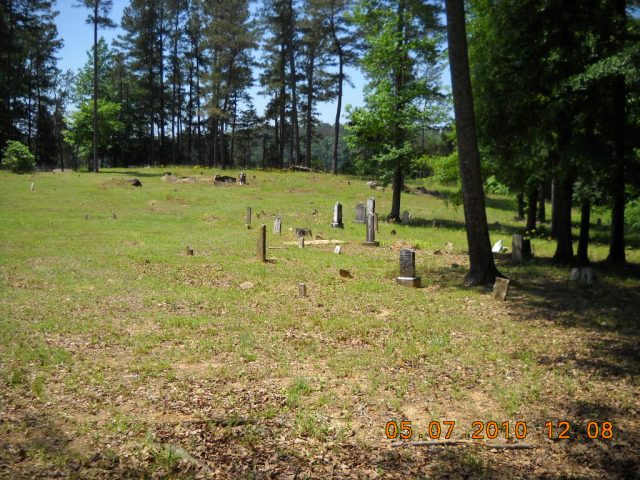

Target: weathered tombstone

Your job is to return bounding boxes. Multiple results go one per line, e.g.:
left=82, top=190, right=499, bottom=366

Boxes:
left=239, top=172, right=247, bottom=185
left=273, top=216, right=282, bottom=234
left=366, top=197, right=376, bottom=216
left=401, top=211, right=410, bottom=225
left=334, top=245, right=342, bottom=254
left=569, top=267, right=595, bottom=285
left=493, top=277, right=510, bottom=301
left=396, top=249, right=421, bottom=287
left=30, top=182, right=35, bottom=192
left=257, top=225, right=266, bottom=262
left=295, top=227, right=312, bottom=237
left=298, top=236, right=305, bottom=248
left=298, top=283, right=306, bottom=297
left=511, top=234, right=532, bottom=263
left=245, top=207, right=252, bottom=226
left=186, top=246, right=194, bottom=256
left=374, top=213, right=379, bottom=232
left=433, top=220, right=440, bottom=228
left=363, top=212, right=379, bottom=246
left=354, top=203, right=366, bottom=223
left=331, top=202, right=344, bottom=228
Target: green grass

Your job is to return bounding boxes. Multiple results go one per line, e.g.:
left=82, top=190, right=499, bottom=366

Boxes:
left=1, top=167, right=639, bottom=478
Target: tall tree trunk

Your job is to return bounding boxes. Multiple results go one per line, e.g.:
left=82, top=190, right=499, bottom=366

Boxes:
left=388, top=165, right=402, bottom=220
left=516, top=191, right=525, bottom=220
left=445, top=0, right=498, bottom=285
left=93, top=1, right=99, bottom=172
left=537, top=183, right=546, bottom=222
left=305, top=51, right=314, bottom=168
left=526, top=189, right=538, bottom=232
left=287, top=0, right=300, bottom=166
left=279, top=44, right=286, bottom=168
left=552, top=176, right=574, bottom=264
left=159, top=1, right=166, bottom=165
left=551, top=179, right=558, bottom=238
left=577, top=198, right=591, bottom=266
left=332, top=48, right=343, bottom=174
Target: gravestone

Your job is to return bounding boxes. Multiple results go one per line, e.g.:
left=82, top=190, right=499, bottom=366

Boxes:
left=298, top=237, right=305, bottom=248
left=334, top=245, right=342, bottom=254
left=354, top=203, right=366, bottom=223
left=30, top=183, right=35, bottom=192
left=295, top=227, right=312, bottom=237
left=331, top=202, right=344, bottom=228
left=298, top=283, right=306, bottom=297
left=493, top=277, right=510, bottom=301
left=239, top=172, right=247, bottom=185
left=366, top=197, right=376, bottom=216
left=273, top=216, right=282, bottom=234
left=511, top=234, right=532, bottom=263
left=245, top=207, right=252, bottom=226
left=186, top=246, right=194, bottom=256
left=363, top=212, right=379, bottom=246
left=401, top=211, right=410, bottom=225
left=374, top=213, right=379, bottom=232
left=396, top=249, right=421, bottom=287
left=569, top=267, right=595, bottom=285
left=257, top=225, right=266, bottom=262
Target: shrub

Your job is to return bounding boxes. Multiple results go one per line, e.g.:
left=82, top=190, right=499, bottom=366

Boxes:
left=1, top=141, right=35, bottom=173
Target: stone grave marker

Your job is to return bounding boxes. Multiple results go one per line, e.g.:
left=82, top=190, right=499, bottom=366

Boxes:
left=186, top=246, right=194, bottom=256
left=354, top=203, right=366, bottom=223
left=363, top=212, right=379, bottom=246
left=334, top=245, right=342, bottom=254
left=245, top=207, right=252, bottom=226
left=401, top=211, right=410, bottom=225
left=257, top=224, right=266, bottom=262
left=396, top=249, right=421, bottom=288
left=569, top=267, right=595, bottom=285
left=366, top=197, right=376, bottom=216
left=298, top=237, right=305, bottom=248
left=273, top=216, right=282, bottom=234
left=331, top=202, right=344, bottom=228
left=298, top=283, right=307, bottom=297
left=512, top=234, right=532, bottom=263
left=493, top=277, right=510, bottom=301
left=239, top=172, right=247, bottom=185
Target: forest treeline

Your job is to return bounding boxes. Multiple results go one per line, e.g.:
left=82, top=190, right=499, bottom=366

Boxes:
left=1, top=0, right=639, bottom=268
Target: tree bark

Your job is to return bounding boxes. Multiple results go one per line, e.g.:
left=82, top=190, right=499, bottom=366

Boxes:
left=516, top=191, right=525, bottom=220
left=577, top=198, right=591, bottom=266
left=445, top=0, right=498, bottom=285
left=526, top=189, right=538, bottom=232
left=552, top=176, right=574, bottom=264
left=388, top=165, right=402, bottom=221
left=332, top=48, right=343, bottom=174
left=551, top=179, right=559, bottom=238
left=537, top=183, right=546, bottom=222
left=93, top=0, right=99, bottom=172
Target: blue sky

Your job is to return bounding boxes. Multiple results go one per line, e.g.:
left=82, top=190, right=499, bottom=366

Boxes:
left=54, top=0, right=447, bottom=124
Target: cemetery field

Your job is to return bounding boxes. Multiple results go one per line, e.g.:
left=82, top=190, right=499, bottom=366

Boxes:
left=1, top=168, right=640, bottom=479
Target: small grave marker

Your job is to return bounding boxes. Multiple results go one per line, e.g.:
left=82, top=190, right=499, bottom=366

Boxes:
left=245, top=207, right=252, bottom=226
left=354, top=203, right=366, bottom=223
left=512, top=234, right=532, bottom=263
left=363, top=212, right=379, bottom=246
left=298, top=237, right=305, bottom=248
left=331, top=202, right=344, bottom=228
left=366, top=197, right=376, bottom=216
left=396, top=249, right=421, bottom=288
left=273, top=216, right=282, bottom=234
left=493, top=277, right=510, bottom=301
left=298, top=283, right=307, bottom=297
left=30, top=183, right=35, bottom=192
left=239, top=172, right=247, bottom=185
left=334, top=245, right=342, bottom=254
left=257, top=224, right=266, bottom=262
left=401, top=211, right=410, bottom=225
left=569, top=267, right=595, bottom=285
left=186, top=246, right=194, bottom=256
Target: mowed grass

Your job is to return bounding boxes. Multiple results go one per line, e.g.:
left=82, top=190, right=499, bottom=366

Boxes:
left=1, top=167, right=639, bottom=479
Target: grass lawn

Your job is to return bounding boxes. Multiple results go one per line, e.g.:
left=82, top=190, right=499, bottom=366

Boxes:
left=1, top=167, right=639, bottom=479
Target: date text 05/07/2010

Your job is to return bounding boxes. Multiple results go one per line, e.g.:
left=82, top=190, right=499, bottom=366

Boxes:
left=385, top=420, right=614, bottom=441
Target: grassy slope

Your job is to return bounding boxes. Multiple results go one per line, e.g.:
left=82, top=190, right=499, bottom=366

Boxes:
left=0, top=168, right=638, bottom=479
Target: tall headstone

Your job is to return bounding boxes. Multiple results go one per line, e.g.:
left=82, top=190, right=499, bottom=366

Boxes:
left=493, top=277, right=510, bottom=301
left=273, top=216, right=282, bottom=234
left=354, top=203, right=366, bottom=223
left=511, top=234, right=532, bottom=263
left=239, top=172, right=247, bottom=185
left=331, top=202, right=344, bottom=228
left=245, top=207, right=252, bottom=226
left=401, top=211, right=410, bottom=225
left=396, top=249, right=421, bottom=287
left=257, top=224, right=266, bottom=262
left=363, top=212, right=379, bottom=246
left=298, top=236, right=305, bottom=248
left=374, top=213, right=379, bottom=232
left=366, top=197, right=376, bottom=216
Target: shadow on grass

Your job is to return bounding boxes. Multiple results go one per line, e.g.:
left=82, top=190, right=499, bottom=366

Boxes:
left=408, top=216, right=526, bottom=237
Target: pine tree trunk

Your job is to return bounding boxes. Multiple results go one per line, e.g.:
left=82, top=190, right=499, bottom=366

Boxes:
left=305, top=52, right=314, bottom=168
left=552, top=176, right=574, bottom=264
left=445, top=0, right=498, bottom=286
left=537, top=183, right=546, bottom=222
left=388, top=165, right=402, bottom=221
left=279, top=44, right=286, bottom=168
left=516, top=191, right=525, bottom=220
left=526, top=189, right=538, bottom=232
left=577, top=198, right=591, bottom=266
left=332, top=49, right=343, bottom=175
left=551, top=179, right=558, bottom=238
left=93, top=1, right=99, bottom=172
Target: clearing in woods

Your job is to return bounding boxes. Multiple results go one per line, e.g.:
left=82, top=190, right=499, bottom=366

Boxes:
left=0, top=168, right=639, bottom=478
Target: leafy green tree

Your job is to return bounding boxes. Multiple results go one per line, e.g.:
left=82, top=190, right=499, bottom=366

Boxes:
left=347, top=0, right=443, bottom=220
left=1, top=140, right=35, bottom=173
left=63, top=99, right=123, bottom=167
